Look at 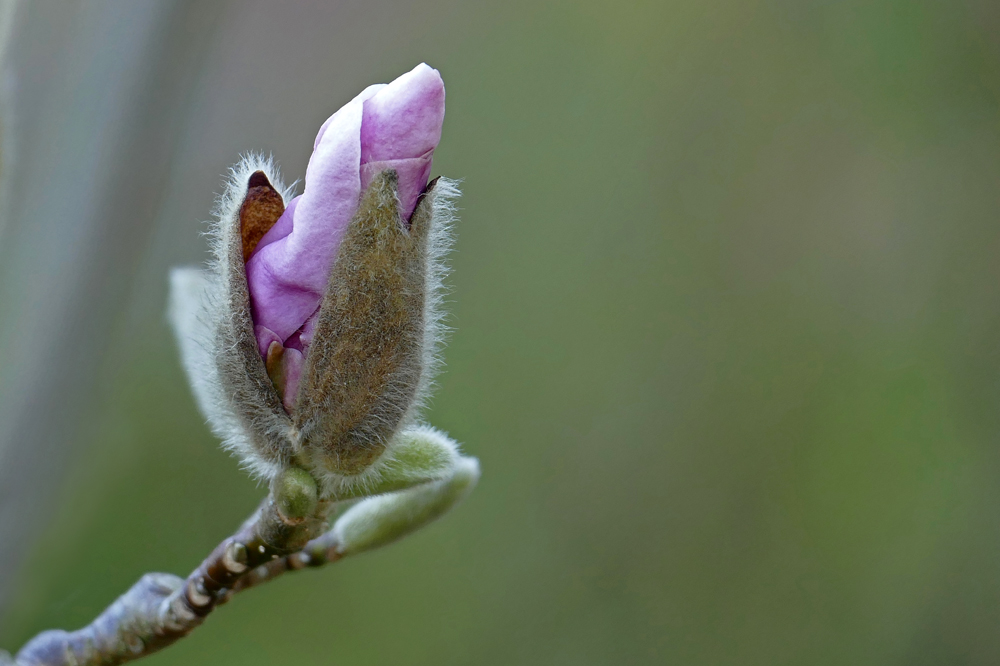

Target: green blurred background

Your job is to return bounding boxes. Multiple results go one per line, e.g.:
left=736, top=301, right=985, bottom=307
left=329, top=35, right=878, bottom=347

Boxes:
left=2, top=0, right=1000, bottom=663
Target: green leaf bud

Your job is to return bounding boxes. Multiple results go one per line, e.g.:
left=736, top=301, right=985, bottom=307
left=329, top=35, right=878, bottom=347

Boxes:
left=332, top=456, right=479, bottom=556
left=272, top=466, right=319, bottom=522
left=332, top=425, right=460, bottom=501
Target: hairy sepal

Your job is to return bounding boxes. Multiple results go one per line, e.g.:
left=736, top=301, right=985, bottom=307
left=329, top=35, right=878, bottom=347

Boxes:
left=169, top=154, right=298, bottom=481
left=295, top=170, right=458, bottom=490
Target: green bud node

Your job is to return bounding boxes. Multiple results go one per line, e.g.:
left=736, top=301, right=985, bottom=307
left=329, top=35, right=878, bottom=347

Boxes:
left=273, top=466, right=319, bottom=521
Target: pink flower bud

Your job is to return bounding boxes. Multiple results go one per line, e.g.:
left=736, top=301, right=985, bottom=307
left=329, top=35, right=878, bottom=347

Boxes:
left=170, top=65, right=457, bottom=487
left=245, top=63, right=445, bottom=409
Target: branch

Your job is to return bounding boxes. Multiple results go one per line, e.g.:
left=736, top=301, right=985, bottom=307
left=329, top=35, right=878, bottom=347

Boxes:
left=4, top=452, right=479, bottom=666
left=8, top=495, right=334, bottom=666
left=222, top=528, right=343, bottom=600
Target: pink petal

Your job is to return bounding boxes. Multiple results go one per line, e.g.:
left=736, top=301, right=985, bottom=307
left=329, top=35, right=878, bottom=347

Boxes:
left=361, top=63, right=444, bottom=221
left=247, top=85, right=382, bottom=344
left=246, top=63, right=445, bottom=363
left=254, top=325, right=281, bottom=358
left=360, top=153, right=434, bottom=222
left=361, top=63, right=444, bottom=165
left=283, top=307, right=318, bottom=353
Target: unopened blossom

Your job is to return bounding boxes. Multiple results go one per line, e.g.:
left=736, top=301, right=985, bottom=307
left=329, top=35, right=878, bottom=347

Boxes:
left=25, top=65, right=473, bottom=662
left=170, top=63, right=457, bottom=488
left=245, top=63, right=445, bottom=411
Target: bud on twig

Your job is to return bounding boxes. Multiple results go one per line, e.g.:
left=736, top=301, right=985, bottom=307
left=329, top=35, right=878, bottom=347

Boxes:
left=169, top=64, right=463, bottom=499
left=332, top=456, right=480, bottom=556
left=3, top=64, right=480, bottom=666
left=272, top=467, right=319, bottom=523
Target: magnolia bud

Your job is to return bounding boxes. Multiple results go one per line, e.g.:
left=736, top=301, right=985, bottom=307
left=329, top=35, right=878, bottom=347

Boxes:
left=168, top=64, right=460, bottom=499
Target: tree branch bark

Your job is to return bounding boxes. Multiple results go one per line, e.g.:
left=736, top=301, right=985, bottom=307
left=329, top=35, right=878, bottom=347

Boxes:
left=6, top=495, right=343, bottom=666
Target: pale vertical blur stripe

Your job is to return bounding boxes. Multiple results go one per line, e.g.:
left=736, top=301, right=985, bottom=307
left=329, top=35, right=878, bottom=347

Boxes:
left=0, top=0, right=230, bottom=612
left=0, top=0, right=17, bottom=239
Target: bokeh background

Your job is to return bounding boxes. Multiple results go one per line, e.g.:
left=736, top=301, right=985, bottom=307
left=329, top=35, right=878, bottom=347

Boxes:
left=1, top=0, right=999, bottom=664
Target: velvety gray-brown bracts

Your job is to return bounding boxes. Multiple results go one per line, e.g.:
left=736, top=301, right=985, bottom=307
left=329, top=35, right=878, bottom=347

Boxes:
left=295, top=170, right=434, bottom=475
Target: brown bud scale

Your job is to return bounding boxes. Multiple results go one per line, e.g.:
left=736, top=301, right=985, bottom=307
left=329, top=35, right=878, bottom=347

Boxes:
left=239, top=171, right=285, bottom=261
